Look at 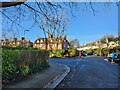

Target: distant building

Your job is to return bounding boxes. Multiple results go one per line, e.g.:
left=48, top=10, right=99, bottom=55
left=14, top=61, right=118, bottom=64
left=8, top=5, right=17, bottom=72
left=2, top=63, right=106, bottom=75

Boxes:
left=77, top=36, right=120, bottom=51
left=33, top=35, right=71, bottom=50
left=1, top=37, right=33, bottom=47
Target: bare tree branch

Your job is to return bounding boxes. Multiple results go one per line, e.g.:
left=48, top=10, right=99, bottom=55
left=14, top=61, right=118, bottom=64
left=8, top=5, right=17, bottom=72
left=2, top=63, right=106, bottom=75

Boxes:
left=0, top=0, right=27, bottom=8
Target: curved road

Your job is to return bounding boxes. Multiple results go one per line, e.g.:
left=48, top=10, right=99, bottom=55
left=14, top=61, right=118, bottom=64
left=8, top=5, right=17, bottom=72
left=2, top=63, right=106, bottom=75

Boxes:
left=50, top=56, right=119, bottom=88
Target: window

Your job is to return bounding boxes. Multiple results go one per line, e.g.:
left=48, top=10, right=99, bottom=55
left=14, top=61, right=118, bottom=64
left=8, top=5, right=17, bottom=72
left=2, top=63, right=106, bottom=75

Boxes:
left=17, top=42, right=20, bottom=45
left=40, top=44, right=44, bottom=48
left=41, top=39, right=43, bottom=43
left=59, top=40, right=61, bottom=42
left=37, top=40, right=39, bottom=43
left=50, top=40, right=53, bottom=42
left=55, top=44, right=57, bottom=47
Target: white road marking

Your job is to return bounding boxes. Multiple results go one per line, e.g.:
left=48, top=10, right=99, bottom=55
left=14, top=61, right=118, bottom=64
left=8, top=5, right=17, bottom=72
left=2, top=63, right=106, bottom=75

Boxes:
left=79, top=64, right=85, bottom=73
left=68, top=58, right=82, bottom=81
left=74, top=58, right=81, bottom=68
left=75, top=59, right=79, bottom=62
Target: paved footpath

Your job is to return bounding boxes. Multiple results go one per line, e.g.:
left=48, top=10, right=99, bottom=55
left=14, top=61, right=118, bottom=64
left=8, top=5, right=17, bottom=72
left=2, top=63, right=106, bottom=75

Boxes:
left=3, top=62, right=70, bottom=89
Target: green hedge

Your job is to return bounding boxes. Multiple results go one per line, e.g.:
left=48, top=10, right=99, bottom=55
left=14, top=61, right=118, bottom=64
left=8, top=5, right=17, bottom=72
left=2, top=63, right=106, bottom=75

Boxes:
left=2, top=50, right=49, bottom=84
left=50, top=49, right=65, bottom=58
left=50, top=49, right=77, bottom=58
left=68, top=49, right=76, bottom=57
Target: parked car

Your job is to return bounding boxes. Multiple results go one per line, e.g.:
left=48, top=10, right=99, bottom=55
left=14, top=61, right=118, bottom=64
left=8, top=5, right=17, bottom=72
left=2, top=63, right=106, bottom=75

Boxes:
left=108, top=53, right=120, bottom=63
left=82, top=51, right=88, bottom=56
left=79, top=51, right=87, bottom=58
left=87, top=52, right=93, bottom=55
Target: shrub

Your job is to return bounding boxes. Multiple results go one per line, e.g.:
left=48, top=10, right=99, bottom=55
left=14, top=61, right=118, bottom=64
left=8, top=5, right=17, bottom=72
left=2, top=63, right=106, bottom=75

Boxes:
left=68, top=49, right=76, bottom=57
left=49, top=49, right=77, bottom=58
left=2, top=50, right=49, bottom=84
left=20, top=65, right=30, bottom=76
left=50, top=49, right=65, bottom=58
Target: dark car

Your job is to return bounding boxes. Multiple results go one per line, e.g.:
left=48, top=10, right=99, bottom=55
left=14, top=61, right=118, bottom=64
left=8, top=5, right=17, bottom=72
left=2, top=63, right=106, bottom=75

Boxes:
left=108, top=53, right=120, bottom=63
left=82, top=51, right=88, bottom=56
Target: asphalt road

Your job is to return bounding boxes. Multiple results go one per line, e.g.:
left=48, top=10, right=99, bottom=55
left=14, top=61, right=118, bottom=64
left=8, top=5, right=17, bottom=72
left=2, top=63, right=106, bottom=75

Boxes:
left=50, top=56, right=120, bottom=88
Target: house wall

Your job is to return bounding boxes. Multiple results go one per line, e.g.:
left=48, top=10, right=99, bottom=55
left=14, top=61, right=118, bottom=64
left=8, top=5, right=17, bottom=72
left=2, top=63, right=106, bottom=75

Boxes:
left=33, top=37, right=70, bottom=50
left=77, top=41, right=119, bottom=51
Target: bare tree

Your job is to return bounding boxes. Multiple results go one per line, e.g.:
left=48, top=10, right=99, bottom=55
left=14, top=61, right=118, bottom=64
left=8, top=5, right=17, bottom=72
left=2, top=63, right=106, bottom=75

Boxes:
left=1, top=1, right=69, bottom=40
left=96, top=40, right=103, bottom=56
left=69, top=38, right=80, bottom=49
left=100, top=34, right=115, bottom=44
left=0, top=1, right=119, bottom=41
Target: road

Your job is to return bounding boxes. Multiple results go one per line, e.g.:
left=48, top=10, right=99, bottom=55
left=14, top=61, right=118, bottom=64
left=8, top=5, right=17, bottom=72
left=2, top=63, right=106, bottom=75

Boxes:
left=50, top=56, right=120, bottom=88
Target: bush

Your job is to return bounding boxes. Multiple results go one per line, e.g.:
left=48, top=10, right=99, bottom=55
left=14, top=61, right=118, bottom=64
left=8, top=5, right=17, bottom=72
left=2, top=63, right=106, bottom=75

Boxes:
left=68, top=49, right=76, bottom=57
left=50, top=49, right=77, bottom=58
left=2, top=50, right=49, bottom=84
left=50, top=49, right=65, bottom=58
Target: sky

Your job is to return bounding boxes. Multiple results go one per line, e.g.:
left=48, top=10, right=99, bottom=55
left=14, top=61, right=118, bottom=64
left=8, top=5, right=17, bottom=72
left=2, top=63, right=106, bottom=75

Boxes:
left=66, top=3, right=118, bottom=45
left=1, top=2, right=118, bottom=45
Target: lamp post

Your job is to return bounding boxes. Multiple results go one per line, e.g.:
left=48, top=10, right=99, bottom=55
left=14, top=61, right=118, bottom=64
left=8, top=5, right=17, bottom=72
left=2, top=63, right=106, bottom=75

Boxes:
left=24, top=30, right=29, bottom=39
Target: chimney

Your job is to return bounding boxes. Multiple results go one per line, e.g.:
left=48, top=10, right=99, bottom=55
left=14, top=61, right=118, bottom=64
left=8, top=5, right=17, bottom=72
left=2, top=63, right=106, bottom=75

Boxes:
left=63, top=35, right=66, bottom=39
left=48, top=34, right=53, bottom=38
left=14, top=38, right=17, bottom=41
left=21, top=37, right=25, bottom=41
left=5, top=39, right=9, bottom=42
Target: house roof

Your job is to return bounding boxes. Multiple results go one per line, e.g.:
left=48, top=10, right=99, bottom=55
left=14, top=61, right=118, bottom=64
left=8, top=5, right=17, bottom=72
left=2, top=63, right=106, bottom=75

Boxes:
left=34, top=37, right=66, bottom=44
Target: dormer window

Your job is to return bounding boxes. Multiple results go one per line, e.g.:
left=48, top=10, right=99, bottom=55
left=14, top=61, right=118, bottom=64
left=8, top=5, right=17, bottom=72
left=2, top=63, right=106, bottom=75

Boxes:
left=41, top=39, right=43, bottom=43
left=37, top=40, right=39, bottom=43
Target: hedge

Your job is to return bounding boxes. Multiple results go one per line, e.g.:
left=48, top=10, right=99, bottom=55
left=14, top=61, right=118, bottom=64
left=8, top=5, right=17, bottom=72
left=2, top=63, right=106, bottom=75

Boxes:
left=50, top=49, right=77, bottom=58
left=49, top=49, right=65, bottom=58
left=2, top=50, right=49, bottom=85
left=2, top=46, right=38, bottom=50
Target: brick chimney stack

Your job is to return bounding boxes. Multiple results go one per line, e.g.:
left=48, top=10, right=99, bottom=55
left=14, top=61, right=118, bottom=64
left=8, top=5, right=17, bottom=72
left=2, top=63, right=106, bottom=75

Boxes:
left=5, top=39, right=9, bottom=42
left=22, top=37, right=25, bottom=41
left=63, top=35, right=66, bottom=40
left=14, top=38, right=17, bottom=41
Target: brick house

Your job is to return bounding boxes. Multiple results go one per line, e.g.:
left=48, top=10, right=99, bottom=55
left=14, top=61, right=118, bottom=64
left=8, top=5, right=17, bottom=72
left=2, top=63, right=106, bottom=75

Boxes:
left=33, top=35, right=71, bottom=50
left=1, top=37, right=33, bottom=47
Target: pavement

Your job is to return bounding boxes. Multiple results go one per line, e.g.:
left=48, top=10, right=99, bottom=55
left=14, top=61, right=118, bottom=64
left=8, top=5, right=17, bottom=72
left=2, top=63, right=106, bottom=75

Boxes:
left=3, top=62, right=70, bottom=89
